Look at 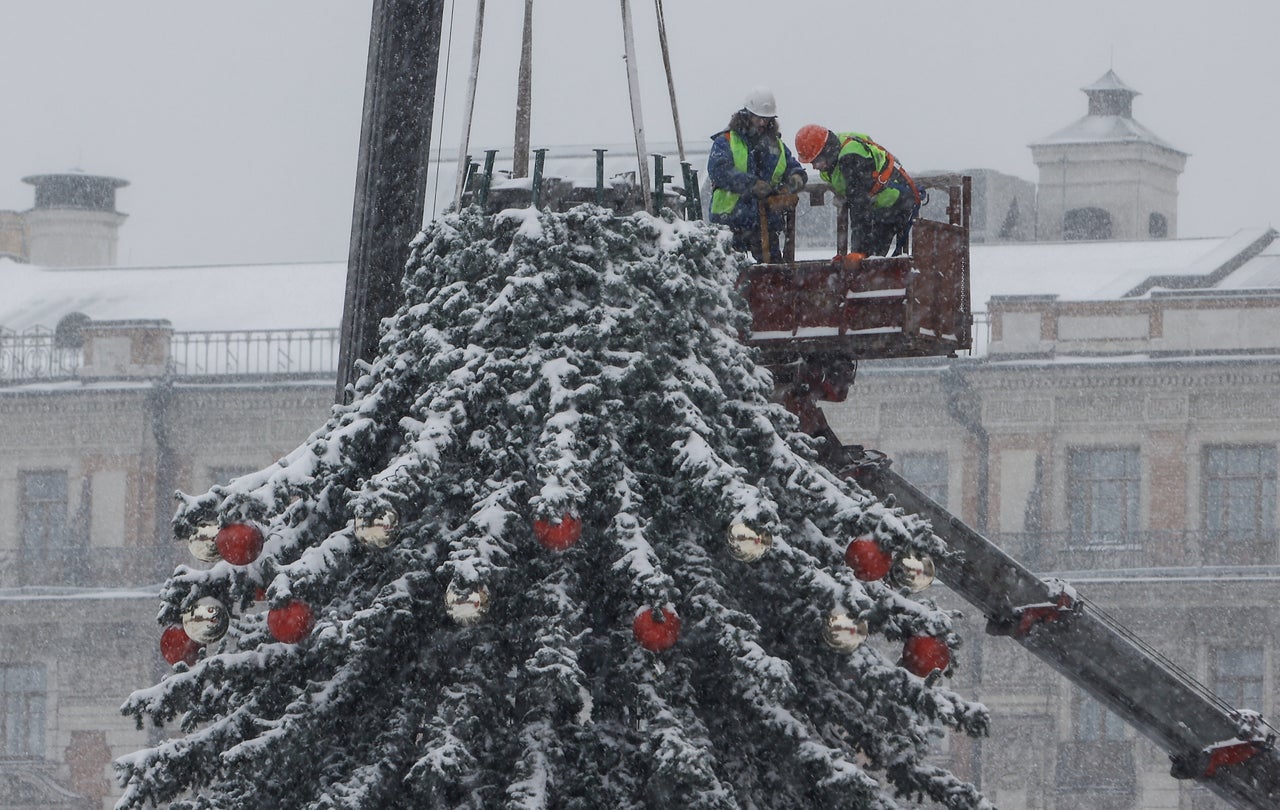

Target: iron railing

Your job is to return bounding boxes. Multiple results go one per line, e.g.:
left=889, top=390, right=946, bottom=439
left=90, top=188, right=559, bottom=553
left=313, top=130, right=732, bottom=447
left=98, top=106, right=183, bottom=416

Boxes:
left=993, top=529, right=1280, bottom=572
left=0, top=327, right=341, bottom=383
left=0, top=327, right=81, bottom=382
left=3, top=311, right=984, bottom=385
left=1055, top=740, right=1137, bottom=794
left=0, top=545, right=181, bottom=588
left=169, top=328, right=340, bottom=377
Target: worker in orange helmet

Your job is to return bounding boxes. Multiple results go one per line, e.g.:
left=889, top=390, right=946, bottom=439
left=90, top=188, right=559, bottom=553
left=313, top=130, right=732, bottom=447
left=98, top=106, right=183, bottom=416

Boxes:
left=794, top=124, right=921, bottom=257
left=707, top=87, right=807, bottom=261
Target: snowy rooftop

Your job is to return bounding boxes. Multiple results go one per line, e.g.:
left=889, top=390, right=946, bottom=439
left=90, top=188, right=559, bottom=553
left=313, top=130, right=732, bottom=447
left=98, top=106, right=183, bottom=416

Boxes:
left=0, top=258, right=348, bottom=333
left=1028, top=68, right=1184, bottom=154
left=972, top=228, right=1279, bottom=304
left=2, top=227, right=1278, bottom=336
left=1030, top=113, right=1182, bottom=152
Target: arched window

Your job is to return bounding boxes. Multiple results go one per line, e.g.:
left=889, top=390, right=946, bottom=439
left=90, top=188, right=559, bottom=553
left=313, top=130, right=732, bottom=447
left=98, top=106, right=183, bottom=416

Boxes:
left=1149, top=212, right=1168, bottom=239
left=53, top=312, right=91, bottom=349
left=1063, top=207, right=1112, bottom=241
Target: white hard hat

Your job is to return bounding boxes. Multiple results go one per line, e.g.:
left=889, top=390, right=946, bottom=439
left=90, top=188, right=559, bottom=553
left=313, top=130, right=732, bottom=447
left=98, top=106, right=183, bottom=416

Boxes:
left=742, top=86, right=777, bottom=118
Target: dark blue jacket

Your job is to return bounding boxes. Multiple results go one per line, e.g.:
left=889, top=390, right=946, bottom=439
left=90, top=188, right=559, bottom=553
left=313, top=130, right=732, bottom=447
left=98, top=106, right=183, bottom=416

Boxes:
left=707, top=129, right=805, bottom=233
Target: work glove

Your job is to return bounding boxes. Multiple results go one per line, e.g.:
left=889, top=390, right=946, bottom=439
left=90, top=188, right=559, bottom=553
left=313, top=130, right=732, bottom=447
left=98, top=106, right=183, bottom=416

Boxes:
left=751, top=179, right=775, bottom=198
left=785, top=173, right=806, bottom=193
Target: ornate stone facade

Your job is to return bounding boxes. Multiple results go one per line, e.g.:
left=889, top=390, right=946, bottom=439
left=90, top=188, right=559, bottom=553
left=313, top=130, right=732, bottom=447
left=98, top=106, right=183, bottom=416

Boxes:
left=0, top=335, right=333, bottom=809
left=825, top=319, right=1280, bottom=808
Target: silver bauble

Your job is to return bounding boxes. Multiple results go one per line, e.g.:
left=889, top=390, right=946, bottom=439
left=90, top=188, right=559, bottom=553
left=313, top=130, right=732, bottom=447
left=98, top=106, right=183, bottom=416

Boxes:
left=889, top=553, right=936, bottom=593
left=187, top=522, right=221, bottom=563
left=182, top=596, right=230, bottom=644
left=353, top=508, right=398, bottom=548
left=823, top=611, right=870, bottom=652
left=727, top=522, right=773, bottom=562
left=445, top=583, right=490, bottom=626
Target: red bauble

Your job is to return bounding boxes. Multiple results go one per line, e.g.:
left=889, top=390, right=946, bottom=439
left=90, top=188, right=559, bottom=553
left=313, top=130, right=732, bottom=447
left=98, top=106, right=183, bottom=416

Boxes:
left=845, top=537, right=892, bottom=581
left=160, top=624, right=201, bottom=665
left=533, top=513, right=582, bottom=551
left=902, top=635, right=951, bottom=677
left=215, top=523, right=264, bottom=566
left=268, top=599, right=316, bottom=644
left=633, top=607, right=681, bottom=652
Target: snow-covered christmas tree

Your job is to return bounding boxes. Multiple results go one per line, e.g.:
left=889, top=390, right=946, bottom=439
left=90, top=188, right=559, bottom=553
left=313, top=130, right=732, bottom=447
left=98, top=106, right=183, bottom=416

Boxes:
left=118, top=204, right=990, bottom=809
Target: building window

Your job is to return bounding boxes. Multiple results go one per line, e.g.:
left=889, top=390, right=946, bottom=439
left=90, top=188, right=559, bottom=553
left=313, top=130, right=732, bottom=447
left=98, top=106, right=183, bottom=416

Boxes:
left=1068, top=447, right=1140, bottom=545
left=19, top=471, right=69, bottom=568
left=1074, top=691, right=1126, bottom=741
left=1149, top=212, right=1169, bottom=238
left=1212, top=646, right=1264, bottom=710
left=1063, top=207, right=1113, bottom=241
left=897, top=452, right=948, bottom=508
left=1203, top=445, right=1276, bottom=561
left=0, top=664, right=46, bottom=759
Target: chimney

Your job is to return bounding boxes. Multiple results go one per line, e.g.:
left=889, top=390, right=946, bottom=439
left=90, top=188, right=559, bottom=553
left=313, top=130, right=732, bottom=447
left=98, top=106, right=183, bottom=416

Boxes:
left=0, top=210, right=26, bottom=260
left=21, top=170, right=128, bottom=267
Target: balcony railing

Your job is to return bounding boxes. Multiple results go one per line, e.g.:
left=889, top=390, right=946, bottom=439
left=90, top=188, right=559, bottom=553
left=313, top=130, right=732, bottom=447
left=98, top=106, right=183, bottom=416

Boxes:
left=0, top=545, right=183, bottom=588
left=1055, top=740, right=1136, bottom=794
left=6, top=311, right=980, bottom=382
left=0, top=327, right=81, bottom=382
left=993, top=530, right=1280, bottom=572
left=169, top=329, right=340, bottom=377
left=1, top=326, right=341, bottom=383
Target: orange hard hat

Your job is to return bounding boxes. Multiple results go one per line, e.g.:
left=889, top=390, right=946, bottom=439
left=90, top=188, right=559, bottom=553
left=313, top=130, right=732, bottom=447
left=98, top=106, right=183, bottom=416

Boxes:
left=795, top=124, right=831, bottom=164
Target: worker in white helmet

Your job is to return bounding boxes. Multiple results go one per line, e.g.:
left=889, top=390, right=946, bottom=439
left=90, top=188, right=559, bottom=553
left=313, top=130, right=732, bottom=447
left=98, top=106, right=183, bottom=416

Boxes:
left=707, top=86, right=807, bottom=261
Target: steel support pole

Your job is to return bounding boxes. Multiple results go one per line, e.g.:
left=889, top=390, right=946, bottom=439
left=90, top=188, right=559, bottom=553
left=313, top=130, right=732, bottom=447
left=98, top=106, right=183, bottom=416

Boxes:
left=453, top=0, right=486, bottom=209
left=618, top=0, right=651, bottom=213
left=336, top=0, right=446, bottom=402
left=512, top=0, right=534, bottom=178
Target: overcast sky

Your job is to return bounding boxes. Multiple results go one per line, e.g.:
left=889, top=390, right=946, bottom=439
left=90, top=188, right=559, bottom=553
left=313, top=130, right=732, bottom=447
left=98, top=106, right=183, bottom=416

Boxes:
left=2, top=1, right=1276, bottom=267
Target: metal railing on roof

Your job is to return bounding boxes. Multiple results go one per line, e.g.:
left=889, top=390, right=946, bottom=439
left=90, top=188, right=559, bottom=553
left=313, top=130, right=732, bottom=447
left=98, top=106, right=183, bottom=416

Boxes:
left=0, top=326, right=341, bottom=384
left=0, top=326, right=81, bottom=382
left=2, top=311, right=987, bottom=386
left=995, top=529, right=1280, bottom=572
left=169, top=328, right=340, bottom=378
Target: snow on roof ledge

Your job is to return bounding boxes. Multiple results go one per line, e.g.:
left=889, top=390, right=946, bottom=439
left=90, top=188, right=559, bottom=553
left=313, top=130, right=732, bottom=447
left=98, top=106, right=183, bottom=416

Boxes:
left=0, top=259, right=349, bottom=333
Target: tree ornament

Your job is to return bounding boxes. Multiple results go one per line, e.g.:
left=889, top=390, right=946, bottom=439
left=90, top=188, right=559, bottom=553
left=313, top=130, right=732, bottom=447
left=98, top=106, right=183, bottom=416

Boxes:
left=159, top=624, right=201, bottom=665
left=889, top=553, right=936, bottom=593
left=445, top=582, right=491, bottom=626
left=726, top=521, right=773, bottom=562
left=632, top=606, right=681, bottom=652
left=267, top=599, right=316, bottom=644
left=353, top=508, right=398, bottom=548
left=187, top=522, right=221, bottom=563
left=533, top=513, right=582, bottom=551
left=182, top=596, right=230, bottom=644
left=845, top=536, right=892, bottom=581
left=215, top=523, right=264, bottom=566
left=902, top=635, right=951, bottom=677
left=823, top=611, right=870, bottom=652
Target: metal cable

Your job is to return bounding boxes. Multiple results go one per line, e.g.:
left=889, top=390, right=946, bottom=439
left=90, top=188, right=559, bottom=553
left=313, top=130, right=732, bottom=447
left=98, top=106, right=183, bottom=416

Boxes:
left=429, top=0, right=459, bottom=222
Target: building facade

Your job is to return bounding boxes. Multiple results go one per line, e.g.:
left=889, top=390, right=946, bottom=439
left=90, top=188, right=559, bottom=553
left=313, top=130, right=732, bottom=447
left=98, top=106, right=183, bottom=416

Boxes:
left=0, top=321, right=336, bottom=809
